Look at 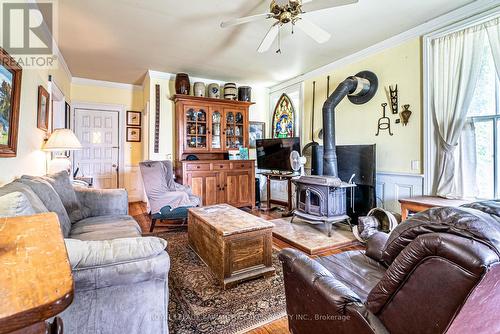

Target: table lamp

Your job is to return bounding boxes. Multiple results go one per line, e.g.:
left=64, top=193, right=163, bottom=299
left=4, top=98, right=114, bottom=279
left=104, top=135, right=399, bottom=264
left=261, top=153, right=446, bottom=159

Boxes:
left=43, top=129, right=83, bottom=174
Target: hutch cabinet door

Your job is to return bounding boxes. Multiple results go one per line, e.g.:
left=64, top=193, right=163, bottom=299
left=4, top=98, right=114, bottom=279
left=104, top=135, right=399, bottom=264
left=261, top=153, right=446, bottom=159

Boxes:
left=223, top=170, right=253, bottom=207
left=223, top=108, right=247, bottom=151
left=186, top=171, right=220, bottom=206
left=208, top=107, right=224, bottom=152
left=183, top=105, right=209, bottom=153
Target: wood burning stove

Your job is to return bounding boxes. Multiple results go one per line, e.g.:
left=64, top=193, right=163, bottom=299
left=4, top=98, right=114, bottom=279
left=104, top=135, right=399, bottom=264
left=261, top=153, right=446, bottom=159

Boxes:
left=292, top=175, right=354, bottom=237
left=292, top=71, right=378, bottom=236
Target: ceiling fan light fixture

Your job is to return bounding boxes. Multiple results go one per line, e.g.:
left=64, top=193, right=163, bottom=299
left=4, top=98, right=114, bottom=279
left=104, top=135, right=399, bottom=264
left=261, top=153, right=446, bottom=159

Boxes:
left=221, top=0, right=358, bottom=53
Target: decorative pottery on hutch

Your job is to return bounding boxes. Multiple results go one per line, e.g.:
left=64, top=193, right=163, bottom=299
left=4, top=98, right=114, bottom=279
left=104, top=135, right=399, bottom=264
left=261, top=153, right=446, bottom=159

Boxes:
left=238, top=86, right=252, bottom=102
left=208, top=83, right=220, bottom=98
left=224, top=83, right=237, bottom=100
left=193, top=82, right=206, bottom=97
left=175, top=73, right=191, bottom=95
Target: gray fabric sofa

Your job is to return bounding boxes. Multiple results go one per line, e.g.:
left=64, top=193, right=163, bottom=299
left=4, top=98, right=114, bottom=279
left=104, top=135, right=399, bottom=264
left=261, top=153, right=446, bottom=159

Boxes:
left=0, top=171, right=170, bottom=334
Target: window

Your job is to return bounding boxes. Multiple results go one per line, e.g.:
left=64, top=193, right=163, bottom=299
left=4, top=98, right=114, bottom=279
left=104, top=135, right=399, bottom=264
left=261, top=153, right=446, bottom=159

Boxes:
left=272, top=93, right=296, bottom=138
left=463, top=39, right=500, bottom=199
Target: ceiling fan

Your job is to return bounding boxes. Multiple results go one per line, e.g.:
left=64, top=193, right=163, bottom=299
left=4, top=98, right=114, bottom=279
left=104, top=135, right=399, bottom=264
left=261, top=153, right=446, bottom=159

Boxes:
left=220, top=0, right=358, bottom=53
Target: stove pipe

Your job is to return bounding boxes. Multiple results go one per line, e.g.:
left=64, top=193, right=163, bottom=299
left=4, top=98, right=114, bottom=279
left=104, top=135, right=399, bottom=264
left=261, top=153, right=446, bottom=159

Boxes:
left=322, top=72, right=377, bottom=177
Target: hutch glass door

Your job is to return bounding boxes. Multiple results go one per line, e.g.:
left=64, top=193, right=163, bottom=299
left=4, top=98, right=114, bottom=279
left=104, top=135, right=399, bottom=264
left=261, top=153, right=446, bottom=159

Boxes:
left=210, top=110, right=222, bottom=151
left=225, top=111, right=244, bottom=149
left=185, top=106, right=208, bottom=151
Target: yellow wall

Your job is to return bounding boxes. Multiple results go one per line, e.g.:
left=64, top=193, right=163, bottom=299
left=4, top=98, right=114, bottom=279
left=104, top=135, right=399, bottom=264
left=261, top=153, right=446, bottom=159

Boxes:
left=0, top=58, right=72, bottom=185
left=302, top=38, right=422, bottom=174
left=70, top=83, right=144, bottom=165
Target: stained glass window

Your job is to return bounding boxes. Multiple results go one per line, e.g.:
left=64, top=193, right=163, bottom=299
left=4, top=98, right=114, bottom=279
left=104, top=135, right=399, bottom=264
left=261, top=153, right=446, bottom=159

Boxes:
left=272, top=93, right=295, bottom=138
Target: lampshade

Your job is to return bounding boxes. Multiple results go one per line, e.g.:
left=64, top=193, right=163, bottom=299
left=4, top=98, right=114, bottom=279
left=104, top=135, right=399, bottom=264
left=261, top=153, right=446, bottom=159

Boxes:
left=43, top=129, right=83, bottom=151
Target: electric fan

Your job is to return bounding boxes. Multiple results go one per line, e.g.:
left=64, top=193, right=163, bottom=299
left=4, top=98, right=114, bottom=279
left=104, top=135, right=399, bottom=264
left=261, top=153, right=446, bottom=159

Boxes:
left=290, top=150, right=307, bottom=175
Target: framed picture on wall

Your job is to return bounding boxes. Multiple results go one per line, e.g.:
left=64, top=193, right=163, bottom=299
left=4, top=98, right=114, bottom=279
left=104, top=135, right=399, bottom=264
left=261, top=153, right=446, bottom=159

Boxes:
left=127, top=111, right=141, bottom=126
left=126, top=127, right=141, bottom=142
left=249, top=121, right=265, bottom=148
left=65, top=102, right=71, bottom=129
left=0, top=47, right=22, bottom=158
left=37, top=85, right=50, bottom=131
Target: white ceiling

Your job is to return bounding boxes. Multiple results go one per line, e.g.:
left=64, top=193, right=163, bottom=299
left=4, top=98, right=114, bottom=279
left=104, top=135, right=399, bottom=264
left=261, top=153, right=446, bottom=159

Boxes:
left=57, top=0, right=476, bottom=86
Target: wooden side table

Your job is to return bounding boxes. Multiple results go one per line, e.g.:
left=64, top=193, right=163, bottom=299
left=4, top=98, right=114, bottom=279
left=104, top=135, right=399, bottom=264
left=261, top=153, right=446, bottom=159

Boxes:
left=399, top=196, right=472, bottom=221
left=0, top=213, right=74, bottom=334
left=262, top=173, right=296, bottom=214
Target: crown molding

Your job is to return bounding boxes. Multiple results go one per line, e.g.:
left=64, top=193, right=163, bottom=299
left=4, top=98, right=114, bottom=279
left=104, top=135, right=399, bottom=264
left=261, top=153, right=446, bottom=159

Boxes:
left=53, top=41, right=72, bottom=81
left=72, top=77, right=143, bottom=91
left=270, top=0, right=500, bottom=93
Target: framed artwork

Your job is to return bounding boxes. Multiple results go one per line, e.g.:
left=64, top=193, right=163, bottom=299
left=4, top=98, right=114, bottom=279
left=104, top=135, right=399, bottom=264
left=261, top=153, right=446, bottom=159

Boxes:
left=272, top=93, right=295, bottom=138
left=127, top=110, right=141, bottom=126
left=65, top=102, right=71, bottom=129
left=126, top=127, right=141, bottom=142
left=37, top=85, right=50, bottom=131
left=0, top=48, right=22, bottom=157
left=249, top=121, right=265, bottom=148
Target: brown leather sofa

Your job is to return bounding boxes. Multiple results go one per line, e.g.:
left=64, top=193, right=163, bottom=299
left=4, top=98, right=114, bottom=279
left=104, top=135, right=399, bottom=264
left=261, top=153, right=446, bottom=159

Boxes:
left=279, top=201, right=500, bottom=334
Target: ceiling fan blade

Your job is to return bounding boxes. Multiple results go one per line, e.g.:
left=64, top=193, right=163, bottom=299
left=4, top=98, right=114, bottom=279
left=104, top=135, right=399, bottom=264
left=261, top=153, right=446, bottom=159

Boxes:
left=258, top=23, right=280, bottom=53
left=294, top=19, right=331, bottom=44
left=301, top=0, right=358, bottom=13
left=221, top=13, right=272, bottom=28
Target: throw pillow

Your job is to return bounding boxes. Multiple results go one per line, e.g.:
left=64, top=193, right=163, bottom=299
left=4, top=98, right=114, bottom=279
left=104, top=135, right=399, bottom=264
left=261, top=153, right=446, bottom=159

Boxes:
left=42, top=171, right=85, bottom=223
left=0, top=181, right=48, bottom=213
left=18, top=176, right=72, bottom=237
left=0, top=192, right=36, bottom=217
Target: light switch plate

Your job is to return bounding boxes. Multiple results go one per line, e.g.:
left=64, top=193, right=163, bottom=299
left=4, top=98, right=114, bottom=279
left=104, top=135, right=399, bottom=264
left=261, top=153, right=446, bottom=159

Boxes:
left=411, top=160, right=420, bottom=171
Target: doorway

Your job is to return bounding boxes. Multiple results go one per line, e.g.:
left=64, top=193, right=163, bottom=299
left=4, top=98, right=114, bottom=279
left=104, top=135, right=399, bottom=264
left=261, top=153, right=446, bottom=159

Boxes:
left=73, top=107, right=121, bottom=189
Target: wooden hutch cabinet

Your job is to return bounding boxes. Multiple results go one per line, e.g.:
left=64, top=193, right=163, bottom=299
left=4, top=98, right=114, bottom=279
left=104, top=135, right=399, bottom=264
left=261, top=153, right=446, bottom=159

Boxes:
left=173, top=95, right=255, bottom=208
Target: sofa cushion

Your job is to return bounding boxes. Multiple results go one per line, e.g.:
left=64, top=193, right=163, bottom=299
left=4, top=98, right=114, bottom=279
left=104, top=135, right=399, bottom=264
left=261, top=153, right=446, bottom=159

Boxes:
left=70, top=215, right=142, bottom=241
left=18, top=176, right=72, bottom=237
left=41, top=171, right=85, bottom=223
left=315, top=250, right=386, bottom=302
left=0, top=192, right=36, bottom=217
left=64, top=237, right=167, bottom=269
left=0, top=181, right=48, bottom=214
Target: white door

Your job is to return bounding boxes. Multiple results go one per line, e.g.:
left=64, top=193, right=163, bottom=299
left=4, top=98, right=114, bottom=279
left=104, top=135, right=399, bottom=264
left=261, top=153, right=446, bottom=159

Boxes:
left=74, top=108, right=120, bottom=189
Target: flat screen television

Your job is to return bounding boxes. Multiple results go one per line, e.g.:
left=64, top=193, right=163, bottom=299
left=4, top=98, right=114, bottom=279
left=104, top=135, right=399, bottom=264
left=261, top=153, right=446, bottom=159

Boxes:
left=256, top=137, right=300, bottom=172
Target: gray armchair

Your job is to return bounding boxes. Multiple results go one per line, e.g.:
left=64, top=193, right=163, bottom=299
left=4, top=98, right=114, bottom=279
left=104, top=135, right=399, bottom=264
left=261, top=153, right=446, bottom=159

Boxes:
left=139, top=160, right=201, bottom=232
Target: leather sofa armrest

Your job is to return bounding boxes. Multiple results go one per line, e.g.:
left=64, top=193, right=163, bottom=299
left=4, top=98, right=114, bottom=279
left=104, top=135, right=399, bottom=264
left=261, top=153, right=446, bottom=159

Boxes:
left=365, top=232, right=389, bottom=262
left=279, top=248, right=388, bottom=334
left=75, top=188, right=128, bottom=217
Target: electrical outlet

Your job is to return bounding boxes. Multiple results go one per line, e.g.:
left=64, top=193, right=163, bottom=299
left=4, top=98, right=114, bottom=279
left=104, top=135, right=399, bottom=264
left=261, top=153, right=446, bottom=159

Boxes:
left=166, top=154, right=172, bottom=160
left=411, top=160, right=420, bottom=171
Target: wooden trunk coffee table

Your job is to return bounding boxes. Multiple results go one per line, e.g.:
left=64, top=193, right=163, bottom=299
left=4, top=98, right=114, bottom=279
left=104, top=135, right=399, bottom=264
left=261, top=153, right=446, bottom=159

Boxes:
left=188, top=204, right=275, bottom=289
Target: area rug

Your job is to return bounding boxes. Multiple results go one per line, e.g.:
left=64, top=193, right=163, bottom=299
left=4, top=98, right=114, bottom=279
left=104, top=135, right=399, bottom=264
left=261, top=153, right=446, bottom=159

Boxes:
left=271, top=217, right=360, bottom=255
left=155, top=232, right=286, bottom=334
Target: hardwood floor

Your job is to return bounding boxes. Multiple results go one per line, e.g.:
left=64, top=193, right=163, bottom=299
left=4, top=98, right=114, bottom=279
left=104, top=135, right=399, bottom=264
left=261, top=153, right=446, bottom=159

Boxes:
left=129, top=202, right=363, bottom=334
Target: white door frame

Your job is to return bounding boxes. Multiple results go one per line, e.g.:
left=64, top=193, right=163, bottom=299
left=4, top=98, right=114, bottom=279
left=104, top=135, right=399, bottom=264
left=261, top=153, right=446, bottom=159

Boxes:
left=71, top=101, right=126, bottom=188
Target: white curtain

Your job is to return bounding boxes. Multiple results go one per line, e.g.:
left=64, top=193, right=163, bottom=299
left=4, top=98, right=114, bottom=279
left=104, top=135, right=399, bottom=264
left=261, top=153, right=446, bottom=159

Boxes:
left=485, top=18, right=500, bottom=78
left=455, top=120, right=478, bottom=198
left=431, top=25, right=486, bottom=198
